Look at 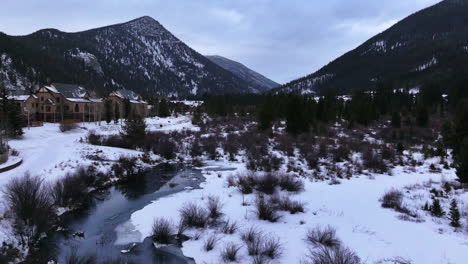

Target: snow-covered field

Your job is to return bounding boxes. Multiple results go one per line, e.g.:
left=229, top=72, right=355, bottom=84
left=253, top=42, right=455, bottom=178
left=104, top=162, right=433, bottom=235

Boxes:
left=0, top=114, right=466, bottom=264
left=0, top=116, right=196, bottom=243
left=126, top=159, right=467, bottom=264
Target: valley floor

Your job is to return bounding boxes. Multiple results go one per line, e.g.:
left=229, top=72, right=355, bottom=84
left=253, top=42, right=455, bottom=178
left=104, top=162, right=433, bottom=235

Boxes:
left=0, top=114, right=466, bottom=264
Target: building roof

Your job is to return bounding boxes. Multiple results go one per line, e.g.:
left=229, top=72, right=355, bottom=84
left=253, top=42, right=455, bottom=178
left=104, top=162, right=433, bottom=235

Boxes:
left=110, top=89, right=147, bottom=104
left=51, top=83, right=96, bottom=99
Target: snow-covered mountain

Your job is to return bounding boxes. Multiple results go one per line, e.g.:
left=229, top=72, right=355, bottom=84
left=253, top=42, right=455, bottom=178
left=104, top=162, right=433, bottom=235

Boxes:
left=0, top=16, right=250, bottom=97
left=276, top=0, right=468, bottom=94
left=206, top=55, right=279, bottom=93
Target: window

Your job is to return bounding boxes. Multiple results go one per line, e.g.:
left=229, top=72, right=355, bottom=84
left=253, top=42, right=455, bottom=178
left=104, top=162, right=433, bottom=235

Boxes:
left=56, top=97, right=60, bottom=103
left=46, top=106, right=51, bottom=112
left=35, top=103, right=38, bottom=108
left=75, top=104, right=79, bottom=113
left=65, top=105, right=70, bottom=111
left=40, top=97, right=44, bottom=102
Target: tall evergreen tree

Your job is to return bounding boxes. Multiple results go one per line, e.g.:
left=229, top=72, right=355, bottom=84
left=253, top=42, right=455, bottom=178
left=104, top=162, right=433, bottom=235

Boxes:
left=121, top=115, right=147, bottom=147
left=391, top=112, right=401, bottom=128
left=105, top=100, right=112, bottom=124
left=286, top=96, right=308, bottom=135
left=416, top=106, right=429, bottom=127
left=158, top=99, right=170, bottom=118
left=258, top=100, right=274, bottom=131
left=449, top=199, right=461, bottom=228
left=431, top=199, right=445, bottom=217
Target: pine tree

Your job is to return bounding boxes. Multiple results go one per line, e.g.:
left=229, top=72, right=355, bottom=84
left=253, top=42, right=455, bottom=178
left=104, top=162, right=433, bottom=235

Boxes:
left=114, top=103, right=120, bottom=124
left=416, top=106, right=429, bottom=127
left=105, top=100, right=112, bottom=124
left=158, top=99, right=170, bottom=118
left=449, top=199, right=461, bottom=228
left=431, top=199, right=445, bottom=217
left=391, top=112, right=401, bottom=128
left=121, top=115, right=147, bottom=147
left=454, top=138, right=468, bottom=184
left=258, top=101, right=274, bottom=131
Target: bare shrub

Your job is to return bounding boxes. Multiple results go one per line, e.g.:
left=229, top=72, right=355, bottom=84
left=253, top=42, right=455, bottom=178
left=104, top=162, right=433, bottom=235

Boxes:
left=111, top=156, right=142, bottom=182
left=221, top=220, right=238, bottom=234
left=381, top=189, right=403, bottom=210
left=256, top=173, right=279, bottom=195
left=64, top=250, right=97, bottom=264
left=241, top=226, right=262, bottom=244
left=3, top=173, right=55, bottom=247
left=52, top=169, right=91, bottom=209
left=279, top=174, right=304, bottom=193
left=303, top=246, right=361, bottom=264
left=206, top=196, right=224, bottom=220
left=255, top=195, right=281, bottom=222
left=87, top=131, right=102, bottom=145
left=262, top=235, right=282, bottom=259
left=204, top=234, right=219, bottom=251
left=151, top=218, right=174, bottom=244
left=252, top=255, right=268, bottom=264
left=59, top=120, right=79, bottom=132
left=362, top=149, right=388, bottom=173
left=305, top=226, right=341, bottom=248
left=221, top=243, right=242, bottom=262
left=201, top=135, right=219, bottom=160
left=237, top=172, right=257, bottom=194
left=226, top=175, right=237, bottom=187
left=0, top=242, right=20, bottom=264
left=179, top=203, right=209, bottom=228
left=242, top=228, right=263, bottom=256
left=277, top=196, right=305, bottom=214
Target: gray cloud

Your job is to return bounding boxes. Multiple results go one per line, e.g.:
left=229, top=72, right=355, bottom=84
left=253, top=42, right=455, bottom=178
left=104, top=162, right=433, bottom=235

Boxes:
left=0, top=0, right=441, bottom=83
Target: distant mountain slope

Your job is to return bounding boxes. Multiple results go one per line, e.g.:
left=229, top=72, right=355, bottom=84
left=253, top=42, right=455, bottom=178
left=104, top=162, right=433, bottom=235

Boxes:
left=206, top=55, right=279, bottom=92
left=0, top=16, right=250, bottom=97
left=276, top=0, right=468, bottom=94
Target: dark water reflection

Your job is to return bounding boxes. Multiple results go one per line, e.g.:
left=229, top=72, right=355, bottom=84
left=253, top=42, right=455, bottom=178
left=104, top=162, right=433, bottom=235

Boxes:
left=33, top=163, right=202, bottom=264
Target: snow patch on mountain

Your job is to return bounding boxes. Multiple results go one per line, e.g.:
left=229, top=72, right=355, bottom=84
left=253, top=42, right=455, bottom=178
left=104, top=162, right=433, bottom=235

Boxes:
left=68, top=49, right=104, bottom=75
left=0, top=53, right=32, bottom=93
left=413, top=56, right=438, bottom=72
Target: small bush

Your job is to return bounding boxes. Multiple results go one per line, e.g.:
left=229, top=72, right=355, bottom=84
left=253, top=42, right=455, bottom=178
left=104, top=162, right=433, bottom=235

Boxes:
left=221, top=243, right=242, bottom=262
left=60, top=120, right=79, bottom=132
left=363, top=149, right=388, bottom=173
left=64, top=250, right=97, bottom=264
left=52, top=169, right=91, bottom=209
left=381, top=189, right=403, bottom=210
left=151, top=218, right=174, bottom=244
left=221, top=220, right=238, bottom=234
left=226, top=175, right=237, bottom=187
left=204, top=234, right=219, bottom=251
left=304, top=246, right=361, bottom=264
left=237, top=173, right=257, bottom=194
left=279, top=174, right=304, bottom=193
left=111, top=156, right=141, bottom=182
left=206, top=196, right=224, bottom=220
left=179, top=203, right=209, bottom=228
left=257, top=173, right=279, bottom=195
left=3, top=173, right=55, bottom=247
left=255, top=196, right=281, bottom=222
left=277, top=196, right=305, bottom=214
left=0, top=242, right=20, bottom=264
left=305, top=226, right=341, bottom=248
left=241, top=226, right=262, bottom=244
left=262, top=235, right=282, bottom=259
left=242, top=228, right=263, bottom=256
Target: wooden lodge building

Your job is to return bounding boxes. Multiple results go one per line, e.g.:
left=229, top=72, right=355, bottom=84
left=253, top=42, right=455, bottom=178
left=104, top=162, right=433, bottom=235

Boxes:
left=9, top=83, right=148, bottom=123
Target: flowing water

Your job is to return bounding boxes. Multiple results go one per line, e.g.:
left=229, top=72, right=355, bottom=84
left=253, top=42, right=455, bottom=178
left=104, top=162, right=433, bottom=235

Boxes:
left=40, top=163, right=204, bottom=264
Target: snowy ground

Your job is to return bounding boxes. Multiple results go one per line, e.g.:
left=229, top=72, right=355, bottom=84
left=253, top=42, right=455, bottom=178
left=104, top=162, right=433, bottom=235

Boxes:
left=0, top=116, right=196, bottom=244
left=0, top=114, right=466, bottom=264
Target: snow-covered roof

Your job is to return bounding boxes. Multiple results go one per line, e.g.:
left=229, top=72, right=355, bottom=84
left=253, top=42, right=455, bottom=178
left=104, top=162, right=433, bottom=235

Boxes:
left=7, top=95, right=30, bottom=101
left=67, top=98, right=91, bottom=103
left=43, top=85, right=60, bottom=94
left=51, top=83, right=94, bottom=98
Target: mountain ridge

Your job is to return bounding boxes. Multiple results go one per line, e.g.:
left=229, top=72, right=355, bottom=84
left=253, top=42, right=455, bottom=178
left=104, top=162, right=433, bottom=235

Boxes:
left=206, top=55, right=279, bottom=92
left=0, top=16, right=254, bottom=97
left=275, top=0, right=468, bottom=94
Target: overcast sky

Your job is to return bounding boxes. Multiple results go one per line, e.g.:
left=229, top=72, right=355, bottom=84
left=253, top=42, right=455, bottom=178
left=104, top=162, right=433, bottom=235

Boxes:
left=0, top=0, right=441, bottom=84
